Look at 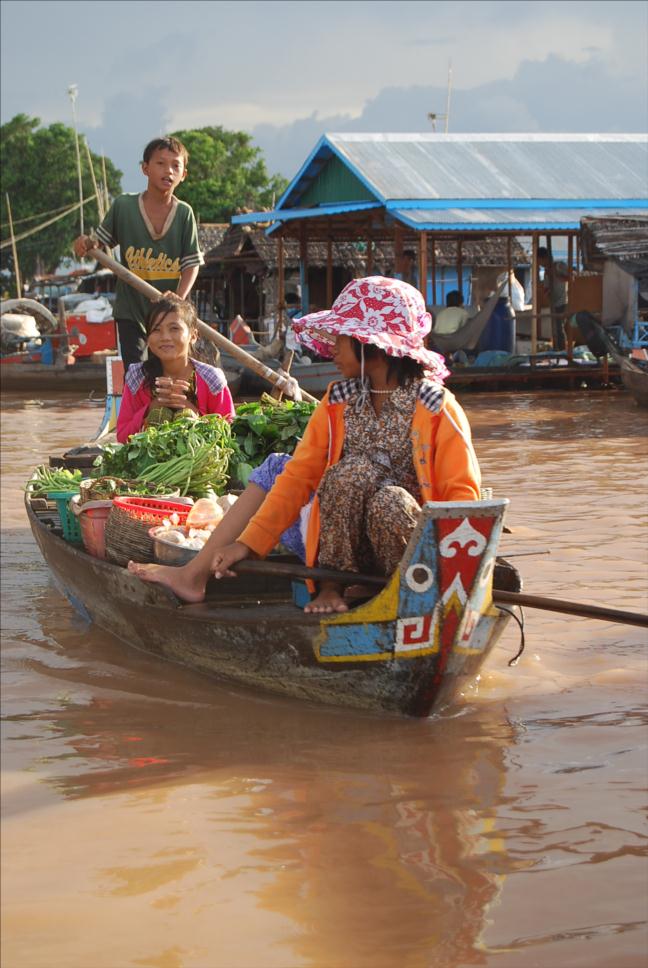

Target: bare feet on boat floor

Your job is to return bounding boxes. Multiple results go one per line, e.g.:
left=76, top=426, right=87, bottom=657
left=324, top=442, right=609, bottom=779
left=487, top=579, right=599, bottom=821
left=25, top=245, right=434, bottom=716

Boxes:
left=127, top=561, right=206, bottom=604
left=304, top=581, right=349, bottom=614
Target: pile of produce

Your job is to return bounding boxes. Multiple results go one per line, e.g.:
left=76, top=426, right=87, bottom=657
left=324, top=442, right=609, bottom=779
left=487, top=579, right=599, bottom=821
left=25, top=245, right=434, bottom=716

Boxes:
left=27, top=466, right=83, bottom=496
left=153, top=496, right=238, bottom=552
left=229, top=394, right=316, bottom=486
left=95, top=413, right=233, bottom=498
left=92, top=397, right=317, bottom=497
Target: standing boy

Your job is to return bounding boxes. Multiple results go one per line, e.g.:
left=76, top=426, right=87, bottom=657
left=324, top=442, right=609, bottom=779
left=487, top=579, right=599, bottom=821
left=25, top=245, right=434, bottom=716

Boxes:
left=74, top=136, right=203, bottom=367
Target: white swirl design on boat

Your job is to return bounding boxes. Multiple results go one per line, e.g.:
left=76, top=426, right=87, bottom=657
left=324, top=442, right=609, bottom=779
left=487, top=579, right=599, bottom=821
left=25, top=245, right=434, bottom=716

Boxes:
left=439, top=519, right=487, bottom=558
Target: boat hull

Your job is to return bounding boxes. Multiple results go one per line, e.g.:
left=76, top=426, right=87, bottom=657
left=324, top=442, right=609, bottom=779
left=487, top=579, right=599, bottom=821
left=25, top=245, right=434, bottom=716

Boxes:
left=27, top=497, right=518, bottom=717
left=1, top=361, right=107, bottom=392
left=619, top=357, right=648, bottom=407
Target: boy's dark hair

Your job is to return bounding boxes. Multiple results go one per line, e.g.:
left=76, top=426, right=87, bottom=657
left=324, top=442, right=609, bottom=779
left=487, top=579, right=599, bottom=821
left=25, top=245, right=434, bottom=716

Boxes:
left=446, top=289, right=463, bottom=307
left=142, top=295, right=198, bottom=389
left=537, top=246, right=549, bottom=258
left=351, top=339, right=424, bottom=386
left=142, top=137, right=189, bottom=166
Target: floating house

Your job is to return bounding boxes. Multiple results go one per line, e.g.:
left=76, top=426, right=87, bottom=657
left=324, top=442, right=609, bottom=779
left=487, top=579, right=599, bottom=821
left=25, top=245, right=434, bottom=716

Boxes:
left=197, top=222, right=527, bottom=332
left=233, top=133, right=648, bottom=352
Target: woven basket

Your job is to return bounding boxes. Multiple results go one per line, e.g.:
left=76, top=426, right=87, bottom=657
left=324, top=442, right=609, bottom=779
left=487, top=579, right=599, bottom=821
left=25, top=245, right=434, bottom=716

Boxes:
left=104, top=498, right=191, bottom=567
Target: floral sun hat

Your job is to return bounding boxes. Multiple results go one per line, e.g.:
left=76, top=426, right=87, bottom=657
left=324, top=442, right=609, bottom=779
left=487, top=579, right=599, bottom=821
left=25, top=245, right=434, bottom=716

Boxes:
left=292, top=276, right=449, bottom=383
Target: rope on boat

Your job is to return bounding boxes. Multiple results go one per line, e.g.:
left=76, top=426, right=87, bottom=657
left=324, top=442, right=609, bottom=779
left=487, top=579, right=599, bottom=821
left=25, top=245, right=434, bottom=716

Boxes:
left=495, top=604, right=526, bottom=666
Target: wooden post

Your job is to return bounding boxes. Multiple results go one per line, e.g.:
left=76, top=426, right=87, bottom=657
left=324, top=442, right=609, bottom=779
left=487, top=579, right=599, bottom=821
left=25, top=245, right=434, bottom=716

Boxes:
left=430, top=235, right=437, bottom=306
left=507, top=235, right=513, bottom=302
left=566, top=234, right=574, bottom=362
left=418, top=230, right=428, bottom=306
left=326, top=234, right=333, bottom=306
left=277, top=236, right=285, bottom=333
left=531, top=233, right=539, bottom=357
left=457, top=238, right=463, bottom=297
left=5, top=193, right=21, bottom=297
left=101, top=154, right=110, bottom=214
left=394, top=224, right=404, bottom=279
left=366, top=237, right=373, bottom=275
left=299, top=223, right=309, bottom=315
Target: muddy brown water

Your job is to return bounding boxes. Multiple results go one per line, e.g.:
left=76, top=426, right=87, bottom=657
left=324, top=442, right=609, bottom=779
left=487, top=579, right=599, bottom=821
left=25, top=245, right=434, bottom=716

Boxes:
left=1, top=389, right=647, bottom=968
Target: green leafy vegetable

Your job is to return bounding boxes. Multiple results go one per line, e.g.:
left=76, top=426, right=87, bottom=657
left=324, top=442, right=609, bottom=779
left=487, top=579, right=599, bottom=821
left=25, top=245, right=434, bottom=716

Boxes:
left=228, top=394, right=316, bottom=483
left=26, top=466, right=83, bottom=496
left=95, top=414, right=234, bottom=498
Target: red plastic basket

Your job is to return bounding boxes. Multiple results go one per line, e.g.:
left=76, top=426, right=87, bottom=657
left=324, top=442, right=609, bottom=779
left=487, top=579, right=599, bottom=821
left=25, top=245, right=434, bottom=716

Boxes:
left=112, top=496, right=192, bottom=525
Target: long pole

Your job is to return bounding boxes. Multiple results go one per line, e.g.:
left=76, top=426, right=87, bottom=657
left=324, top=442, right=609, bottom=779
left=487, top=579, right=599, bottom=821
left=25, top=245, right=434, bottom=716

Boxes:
left=5, top=194, right=21, bottom=297
left=229, top=560, right=648, bottom=629
left=101, top=153, right=110, bottom=214
left=83, top=137, right=104, bottom=222
left=88, top=247, right=318, bottom=402
left=68, top=85, right=84, bottom=235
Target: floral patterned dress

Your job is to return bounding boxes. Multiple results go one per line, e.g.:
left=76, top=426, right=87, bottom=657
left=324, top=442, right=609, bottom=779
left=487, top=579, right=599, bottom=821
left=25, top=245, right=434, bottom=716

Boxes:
left=316, top=380, right=423, bottom=576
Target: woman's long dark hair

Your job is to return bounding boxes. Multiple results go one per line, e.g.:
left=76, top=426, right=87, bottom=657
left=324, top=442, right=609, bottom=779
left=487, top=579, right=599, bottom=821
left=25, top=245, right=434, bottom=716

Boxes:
left=351, top=339, right=425, bottom=386
left=142, top=295, right=199, bottom=391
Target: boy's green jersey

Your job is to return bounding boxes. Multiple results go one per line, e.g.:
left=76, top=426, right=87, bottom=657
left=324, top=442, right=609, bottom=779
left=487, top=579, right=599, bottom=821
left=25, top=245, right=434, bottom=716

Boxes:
left=96, top=193, right=203, bottom=325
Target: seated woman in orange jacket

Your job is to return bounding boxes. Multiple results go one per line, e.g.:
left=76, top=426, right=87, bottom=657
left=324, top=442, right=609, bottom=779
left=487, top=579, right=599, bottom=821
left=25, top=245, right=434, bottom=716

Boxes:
left=116, top=294, right=234, bottom=443
left=129, top=277, right=481, bottom=613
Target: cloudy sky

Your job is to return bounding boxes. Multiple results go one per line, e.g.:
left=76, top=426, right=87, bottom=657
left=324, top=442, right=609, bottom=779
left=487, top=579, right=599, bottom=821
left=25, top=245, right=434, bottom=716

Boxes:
left=1, top=0, right=646, bottom=191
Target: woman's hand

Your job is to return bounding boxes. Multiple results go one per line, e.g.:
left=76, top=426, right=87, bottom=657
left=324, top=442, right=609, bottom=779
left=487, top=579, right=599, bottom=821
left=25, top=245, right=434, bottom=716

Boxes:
left=211, top=541, right=252, bottom=579
left=154, top=377, right=196, bottom=411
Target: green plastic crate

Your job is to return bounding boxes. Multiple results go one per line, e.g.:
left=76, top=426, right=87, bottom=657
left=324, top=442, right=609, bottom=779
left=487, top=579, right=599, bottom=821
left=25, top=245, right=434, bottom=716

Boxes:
left=46, top=490, right=82, bottom=543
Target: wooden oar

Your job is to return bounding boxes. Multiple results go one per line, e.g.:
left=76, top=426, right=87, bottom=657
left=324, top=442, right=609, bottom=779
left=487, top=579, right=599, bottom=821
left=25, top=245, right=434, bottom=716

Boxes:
left=87, top=248, right=318, bottom=403
left=231, top=560, right=648, bottom=628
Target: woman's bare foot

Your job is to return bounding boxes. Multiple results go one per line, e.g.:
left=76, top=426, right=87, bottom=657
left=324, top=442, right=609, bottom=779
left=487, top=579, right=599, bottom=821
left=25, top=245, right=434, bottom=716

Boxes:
left=304, top=581, right=349, bottom=614
left=127, top=561, right=207, bottom=603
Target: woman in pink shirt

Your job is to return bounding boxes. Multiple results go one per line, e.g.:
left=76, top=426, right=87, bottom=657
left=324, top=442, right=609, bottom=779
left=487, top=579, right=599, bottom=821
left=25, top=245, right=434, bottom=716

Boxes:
left=116, top=294, right=234, bottom=443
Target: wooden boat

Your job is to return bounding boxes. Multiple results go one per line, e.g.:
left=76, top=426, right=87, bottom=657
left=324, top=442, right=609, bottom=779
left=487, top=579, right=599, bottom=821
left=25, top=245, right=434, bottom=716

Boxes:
left=1, top=357, right=110, bottom=392
left=577, top=315, right=648, bottom=408
left=617, top=353, right=648, bottom=407
left=26, top=493, right=520, bottom=718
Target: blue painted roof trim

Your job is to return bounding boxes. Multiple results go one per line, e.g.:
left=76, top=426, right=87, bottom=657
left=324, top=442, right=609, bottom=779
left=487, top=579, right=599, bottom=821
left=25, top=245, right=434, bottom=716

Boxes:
left=391, top=208, right=648, bottom=232
left=387, top=198, right=648, bottom=210
left=232, top=201, right=382, bottom=226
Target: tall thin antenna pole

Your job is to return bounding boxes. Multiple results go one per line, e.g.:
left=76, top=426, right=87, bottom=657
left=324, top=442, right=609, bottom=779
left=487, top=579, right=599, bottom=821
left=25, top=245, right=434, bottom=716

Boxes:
left=68, top=84, right=84, bottom=235
left=445, top=60, right=453, bottom=134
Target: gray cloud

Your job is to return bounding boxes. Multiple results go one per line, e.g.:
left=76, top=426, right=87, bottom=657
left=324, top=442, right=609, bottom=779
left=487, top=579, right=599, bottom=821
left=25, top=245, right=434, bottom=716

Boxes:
left=252, top=53, right=648, bottom=178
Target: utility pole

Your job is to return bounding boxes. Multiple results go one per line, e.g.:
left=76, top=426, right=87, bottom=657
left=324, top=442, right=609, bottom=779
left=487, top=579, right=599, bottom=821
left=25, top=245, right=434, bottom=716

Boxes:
left=68, top=84, right=84, bottom=236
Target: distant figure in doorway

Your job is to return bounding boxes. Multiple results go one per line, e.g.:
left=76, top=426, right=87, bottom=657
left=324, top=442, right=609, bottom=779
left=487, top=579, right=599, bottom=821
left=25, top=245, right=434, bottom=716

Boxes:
left=538, top=247, right=569, bottom=350
left=433, top=290, right=470, bottom=335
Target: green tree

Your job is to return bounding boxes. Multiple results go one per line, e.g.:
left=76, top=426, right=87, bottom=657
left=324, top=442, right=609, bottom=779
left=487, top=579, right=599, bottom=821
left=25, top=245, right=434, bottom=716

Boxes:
left=170, top=126, right=287, bottom=222
left=0, top=114, right=122, bottom=281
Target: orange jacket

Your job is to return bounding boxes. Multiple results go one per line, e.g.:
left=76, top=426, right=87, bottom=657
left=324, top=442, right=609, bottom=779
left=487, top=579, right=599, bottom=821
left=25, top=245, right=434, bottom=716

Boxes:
left=239, top=384, right=481, bottom=567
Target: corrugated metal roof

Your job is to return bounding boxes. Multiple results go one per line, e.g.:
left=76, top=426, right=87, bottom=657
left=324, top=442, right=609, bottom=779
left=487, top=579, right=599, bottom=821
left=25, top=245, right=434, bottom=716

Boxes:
left=304, top=133, right=648, bottom=204
left=393, top=206, right=648, bottom=231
